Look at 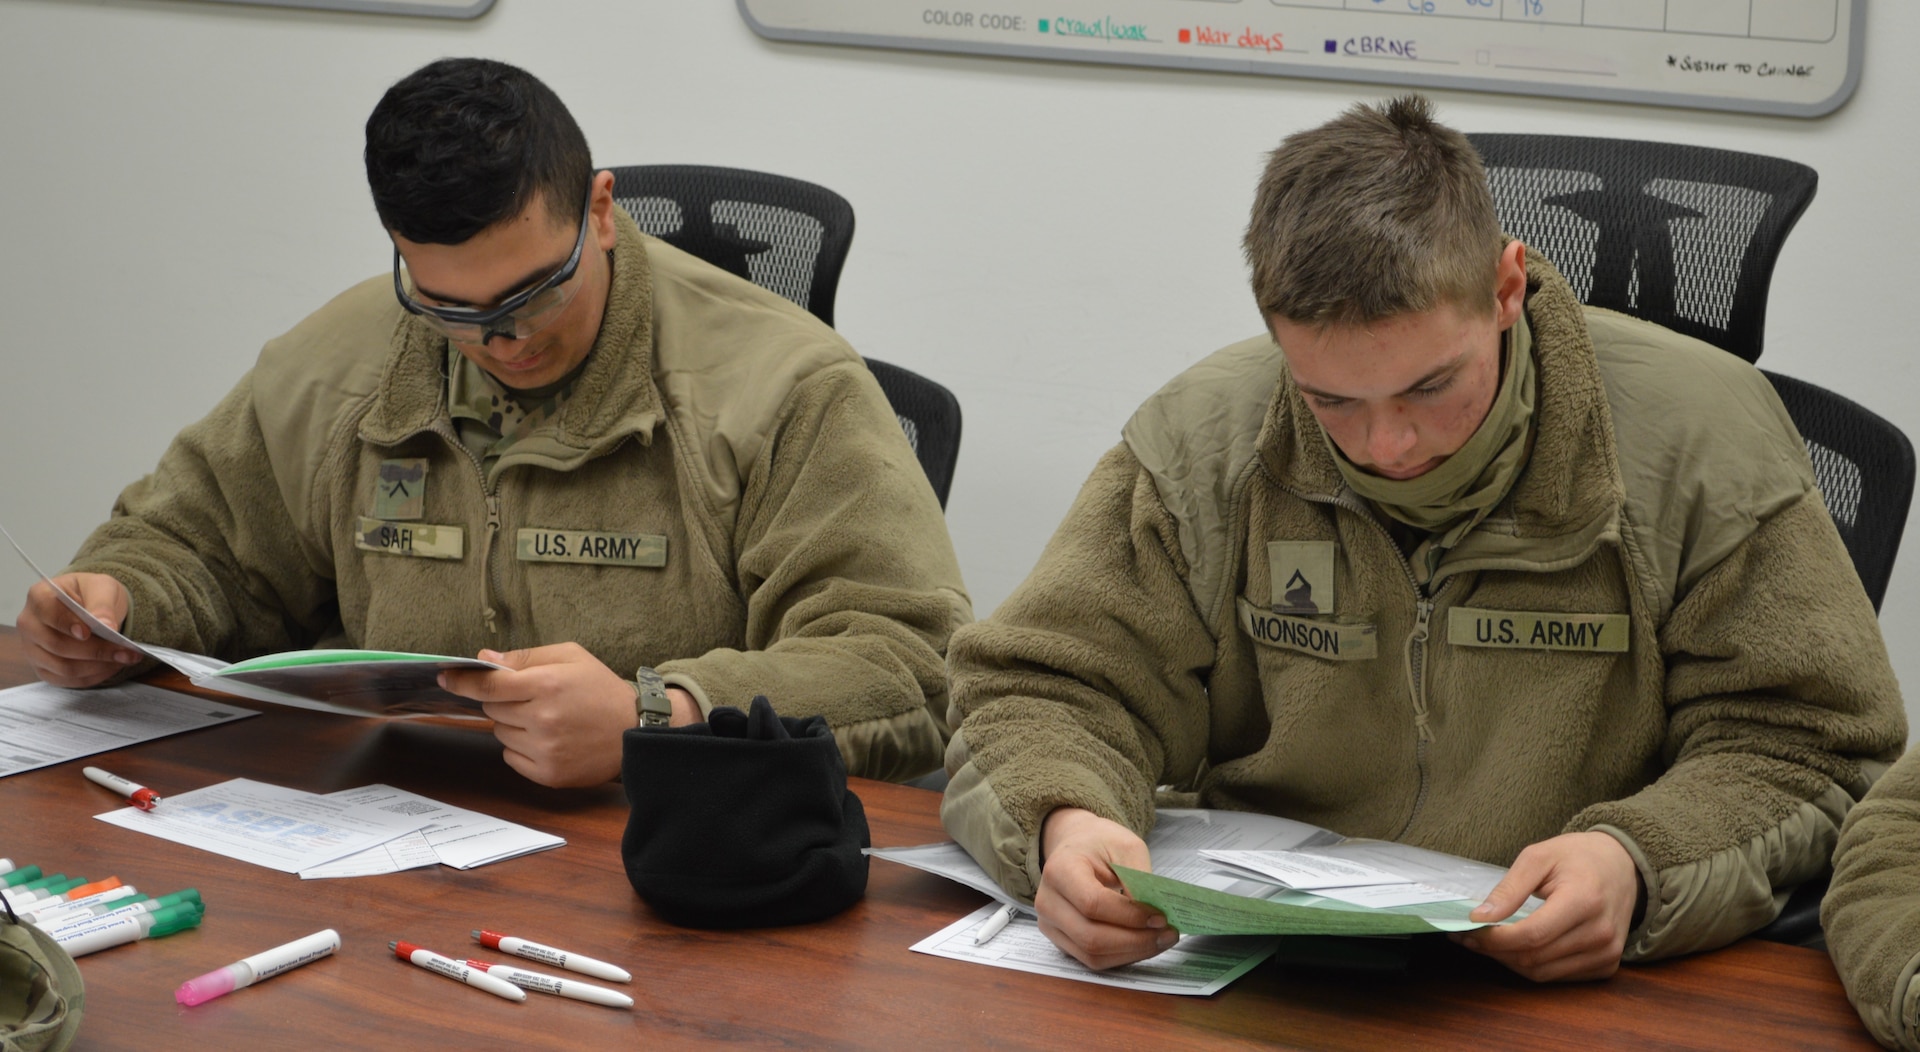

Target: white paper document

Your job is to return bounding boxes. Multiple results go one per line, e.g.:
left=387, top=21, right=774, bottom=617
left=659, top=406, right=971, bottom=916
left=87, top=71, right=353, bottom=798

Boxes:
left=6, top=527, right=493, bottom=720
left=95, top=777, right=437, bottom=873
left=1200, top=848, right=1411, bottom=890
left=873, top=809, right=1338, bottom=907
left=913, top=901, right=1277, bottom=996
left=1305, top=882, right=1462, bottom=909
left=298, top=784, right=564, bottom=877
left=0, top=680, right=256, bottom=778
left=296, top=830, right=442, bottom=879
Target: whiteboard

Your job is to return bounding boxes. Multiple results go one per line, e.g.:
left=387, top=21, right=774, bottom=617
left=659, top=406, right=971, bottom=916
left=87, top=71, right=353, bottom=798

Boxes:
left=739, top=0, right=1862, bottom=118
left=189, top=0, right=493, bottom=17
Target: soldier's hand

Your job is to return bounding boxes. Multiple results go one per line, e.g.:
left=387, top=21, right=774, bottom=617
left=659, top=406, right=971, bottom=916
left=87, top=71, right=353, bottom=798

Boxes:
left=1451, top=830, right=1642, bottom=982
left=1033, top=807, right=1175, bottom=970
left=16, top=573, right=137, bottom=687
left=440, top=643, right=697, bottom=788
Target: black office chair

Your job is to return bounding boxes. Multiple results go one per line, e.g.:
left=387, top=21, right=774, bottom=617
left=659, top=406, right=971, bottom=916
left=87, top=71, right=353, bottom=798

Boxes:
left=608, top=164, right=962, bottom=507
left=1472, top=135, right=1914, bottom=949
left=1749, top=374, right=1915, bottom=948
left=1763, top=372, right=1916, bottom=613
left=1467, top=134, right=1817, bottom=364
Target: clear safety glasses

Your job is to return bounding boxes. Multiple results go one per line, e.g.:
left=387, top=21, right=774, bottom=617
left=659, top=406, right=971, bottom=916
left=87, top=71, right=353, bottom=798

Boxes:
left=392, top=188, right=593, bottom=345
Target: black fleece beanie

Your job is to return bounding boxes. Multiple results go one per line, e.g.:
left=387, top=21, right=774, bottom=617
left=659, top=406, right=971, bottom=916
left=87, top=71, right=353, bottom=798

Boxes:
left=620, top=695, right=870, bottom=928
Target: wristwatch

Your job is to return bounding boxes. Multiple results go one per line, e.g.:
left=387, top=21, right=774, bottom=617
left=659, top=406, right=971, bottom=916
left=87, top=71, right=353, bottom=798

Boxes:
left=635, top=667, right=672, bottom=727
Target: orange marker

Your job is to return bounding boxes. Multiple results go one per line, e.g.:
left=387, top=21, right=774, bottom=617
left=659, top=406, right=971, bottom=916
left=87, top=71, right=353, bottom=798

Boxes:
left=53, top=877, right=124, bottom=903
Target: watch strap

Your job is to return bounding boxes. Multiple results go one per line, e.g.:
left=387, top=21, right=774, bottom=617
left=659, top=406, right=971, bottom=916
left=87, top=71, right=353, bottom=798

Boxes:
left=635, top=667, right=672, bottom=727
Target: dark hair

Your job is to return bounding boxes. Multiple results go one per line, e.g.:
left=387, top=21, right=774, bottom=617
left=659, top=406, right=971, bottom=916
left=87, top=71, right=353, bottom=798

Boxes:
left=364, top=58, right=592, bottom=245
left=1244, top=94, right=1503, bottom=325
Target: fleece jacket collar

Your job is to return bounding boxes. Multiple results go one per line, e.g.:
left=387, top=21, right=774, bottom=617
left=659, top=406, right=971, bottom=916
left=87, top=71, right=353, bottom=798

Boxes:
left=1258, top=252, right=1626, bottom=581
left=359, top=206, right=663, bottom=469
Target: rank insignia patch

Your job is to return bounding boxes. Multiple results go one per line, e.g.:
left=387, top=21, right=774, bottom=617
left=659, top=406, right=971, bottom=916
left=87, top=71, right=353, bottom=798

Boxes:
left=373, top=459, right=428, bottom=521
left=1267, top=541, right=1337, bottom=616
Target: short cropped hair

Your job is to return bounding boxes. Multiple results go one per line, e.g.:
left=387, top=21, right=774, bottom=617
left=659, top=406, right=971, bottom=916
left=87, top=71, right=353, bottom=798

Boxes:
left=364, top=58, right=592, bottom=245
left=1243, top=95, right=1505, bottom=326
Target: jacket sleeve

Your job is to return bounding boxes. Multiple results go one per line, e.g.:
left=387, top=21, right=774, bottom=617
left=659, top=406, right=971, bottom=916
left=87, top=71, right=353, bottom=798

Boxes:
left=653, top=362, right=971, bottom=784
left=940, top=443, right=1217, bottom=901
left=63, top=372, right=337, bottom=661
left=1568, top=491, right=1906, bottom=961
left=1824, top=750, right=1920, bottom=1052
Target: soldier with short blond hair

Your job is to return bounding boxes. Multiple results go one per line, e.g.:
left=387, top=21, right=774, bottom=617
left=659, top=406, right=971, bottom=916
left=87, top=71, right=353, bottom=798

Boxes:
left=941, top=95, right=1903, bottom=981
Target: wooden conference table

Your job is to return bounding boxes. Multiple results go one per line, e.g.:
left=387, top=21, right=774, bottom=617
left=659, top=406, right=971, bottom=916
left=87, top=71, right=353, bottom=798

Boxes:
left=0, top=630, right=1878, bottom=1051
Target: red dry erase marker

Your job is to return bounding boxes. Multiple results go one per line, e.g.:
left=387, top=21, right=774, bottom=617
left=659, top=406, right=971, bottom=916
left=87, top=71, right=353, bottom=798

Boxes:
left=473, top=930, right=631, bottom=983
left=392, top=941, right=525, bottom=1002
left=83, top=767, right=162, bottom=810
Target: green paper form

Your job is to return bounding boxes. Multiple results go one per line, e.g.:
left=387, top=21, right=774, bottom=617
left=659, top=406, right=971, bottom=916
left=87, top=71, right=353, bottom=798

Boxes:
left=1114, top=866, right=1508, bottom=937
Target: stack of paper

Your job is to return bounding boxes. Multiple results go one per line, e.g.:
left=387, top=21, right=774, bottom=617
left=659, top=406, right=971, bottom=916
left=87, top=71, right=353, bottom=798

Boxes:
left=7, top=527, right=501, bottom=720
left=0, top=680, right=255, bottom=778
left=92, top=778, right=564, bottom=878
left=300, top=785, right=565, bottom=877
left=878, top=809, right=1542, bottom=993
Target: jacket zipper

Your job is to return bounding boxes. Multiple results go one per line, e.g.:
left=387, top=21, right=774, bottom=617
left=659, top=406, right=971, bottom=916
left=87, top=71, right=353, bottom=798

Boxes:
left=1399, top=595, right=1436, bottom=840
left=1292, top=486, right=1451, bottom=841
left=431, top=422, right=508, bottom=643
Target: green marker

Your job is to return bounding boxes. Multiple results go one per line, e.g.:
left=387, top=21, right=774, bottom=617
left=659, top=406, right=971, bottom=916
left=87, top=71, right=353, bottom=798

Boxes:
left=0, top=865, right=42, bottom=888
left=36, top=895, right=150, bottom=933
left=13, top=876, right=86, bottom=906
left=44, top=891, right=200, bottom=938
left=0, top=873, right=68, bottom=908
left=54, top=901, right=204, bottom=957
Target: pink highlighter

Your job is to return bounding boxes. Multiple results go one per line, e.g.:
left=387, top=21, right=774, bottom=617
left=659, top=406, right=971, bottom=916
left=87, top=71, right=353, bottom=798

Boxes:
left=176, top=929, right=340, bottom=1006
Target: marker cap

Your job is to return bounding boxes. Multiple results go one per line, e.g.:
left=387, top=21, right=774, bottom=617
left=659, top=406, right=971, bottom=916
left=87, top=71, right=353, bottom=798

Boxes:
left=147, top=903, right=205, bottom=938
left=152, top=890, right=203, bottom=911
left=176, top=964, right=245, bottom=1007
left=0, top=866, right=41, bottom=888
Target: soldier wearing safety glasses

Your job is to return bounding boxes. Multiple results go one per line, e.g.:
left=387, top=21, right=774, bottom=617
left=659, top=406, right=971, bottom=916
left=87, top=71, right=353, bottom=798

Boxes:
left=16, top=58, right=970, bottom=788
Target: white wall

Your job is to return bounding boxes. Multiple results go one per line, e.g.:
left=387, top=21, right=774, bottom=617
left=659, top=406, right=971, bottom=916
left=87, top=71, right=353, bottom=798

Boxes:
left=3, top=0, right=1916, bottom=730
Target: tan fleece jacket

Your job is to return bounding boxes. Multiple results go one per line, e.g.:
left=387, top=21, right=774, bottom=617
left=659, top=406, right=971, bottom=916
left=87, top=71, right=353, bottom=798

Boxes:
left=943, top=253, right=1903, bottom=961
left=67, top=206, right=971, bottom=782
left=1826, top=750, right=1920, bottom=1050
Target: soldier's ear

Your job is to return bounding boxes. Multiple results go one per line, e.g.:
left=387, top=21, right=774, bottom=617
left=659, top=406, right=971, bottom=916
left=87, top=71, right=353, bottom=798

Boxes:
left=589, top=170, right=618, bottom=253
left=1494, top=241, right=1527, bottom=332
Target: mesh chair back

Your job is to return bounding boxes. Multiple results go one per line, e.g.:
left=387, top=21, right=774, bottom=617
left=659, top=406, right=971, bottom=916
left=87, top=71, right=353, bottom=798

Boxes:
left=1467, top=134, right=1817, bottom=364
left=866, top=359, right=962, bottom=509
left=1763, top=370, right=1915, bottom=612
left=608, top=164, right=961, bottom=507
left=1747, top=377, right=1914, bottom=949
left=609, top=165, right=854, bottom=326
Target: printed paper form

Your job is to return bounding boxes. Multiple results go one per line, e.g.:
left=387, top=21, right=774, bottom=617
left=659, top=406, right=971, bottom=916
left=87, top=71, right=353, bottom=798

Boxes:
left=1200, top=847, right=1409, bottom=891
left=299, top=784, right=564, bottom=877
left=871, top=808, right=1339, bottom=906
left=95, top=777, right=437, bottom=873
left=912, top=901, right=1278, bottom=996
left=1116, top=866, right=1505, bottom=937
left=1201, top=848, right=1462, bottom=907
left=0, top=680, right=255, bottom=778
left=297, top=830, right=441, bottom=879
left=6, top=525, right=492, bottom=720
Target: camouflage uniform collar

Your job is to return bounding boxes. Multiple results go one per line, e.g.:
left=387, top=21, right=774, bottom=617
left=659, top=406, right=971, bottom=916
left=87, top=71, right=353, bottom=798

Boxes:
left=1260, top=250, right=1622, bottom=549
left=360, top=204, right=663, bottom=454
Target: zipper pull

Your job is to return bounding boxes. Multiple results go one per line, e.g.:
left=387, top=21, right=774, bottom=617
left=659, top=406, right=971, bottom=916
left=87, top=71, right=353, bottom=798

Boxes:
left=482, top=495, right=502, bottom=636
left=1410, top=597, right=1435, bottom=743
